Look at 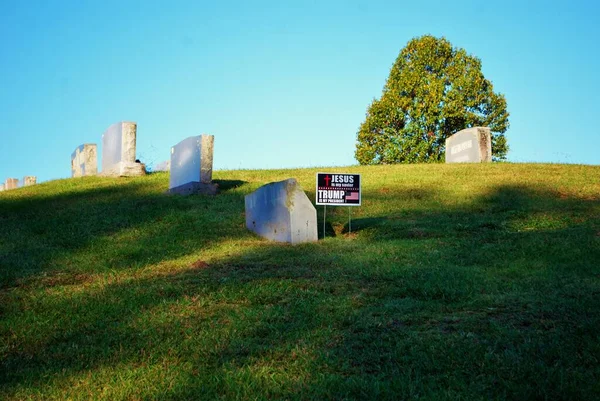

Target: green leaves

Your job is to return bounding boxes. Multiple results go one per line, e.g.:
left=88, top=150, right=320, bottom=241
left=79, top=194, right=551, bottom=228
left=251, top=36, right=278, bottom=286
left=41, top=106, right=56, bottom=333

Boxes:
left=356, top=35, right=510, bottom=164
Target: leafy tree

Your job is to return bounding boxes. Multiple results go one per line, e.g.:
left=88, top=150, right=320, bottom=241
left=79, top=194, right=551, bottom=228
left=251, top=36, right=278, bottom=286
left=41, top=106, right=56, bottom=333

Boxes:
left=355, top=35, right=509, bottom=164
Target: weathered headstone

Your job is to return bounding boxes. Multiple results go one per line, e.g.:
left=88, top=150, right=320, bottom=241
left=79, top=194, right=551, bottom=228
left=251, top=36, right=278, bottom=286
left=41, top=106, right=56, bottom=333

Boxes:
left=168, top=135, right=217, bottom=195
left=445, top=127, right=492, bottom=163
left=23, top=176, right=36, bottom=186
left=101, top=122, right=146, bottom=176
left=5, top=178, right=18, bottom=190
left=245, top=178, right=318, bottom=244
left=0, top=184, right=4, bottom=192
left=71, top=144, right=98, bottom=177
left=154, top=160, right=170, bottom=172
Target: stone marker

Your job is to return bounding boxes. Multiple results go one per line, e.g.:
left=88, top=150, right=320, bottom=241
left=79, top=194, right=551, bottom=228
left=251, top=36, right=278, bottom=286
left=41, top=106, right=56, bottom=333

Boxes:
left=245, top=178, right=318, bottom=244
left=154, top=160, right=170, bottom=172
left=101, top=122, right=146, bottom=176
left=23, top=176, right=36, bottom=186
left=168, top=135, right=217, bottom=195
left=0, top=184, right=4, bottom=192
left=445, top=127, right=492, bottom=163
left=5, top=178, right=18, bottom=190
left=71, top=144, right=98, bottom=177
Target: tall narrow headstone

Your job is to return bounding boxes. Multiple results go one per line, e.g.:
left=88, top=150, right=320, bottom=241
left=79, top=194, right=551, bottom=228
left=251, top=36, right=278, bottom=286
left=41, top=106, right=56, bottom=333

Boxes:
left=5, top=178, right=18, bottom=190
left=445, top=127, right=492, bottom=163
left=71, top=144, right=98, bottom=177
left=101, top=122, right=146, bottom=176
left=23, top=176, right=36, bottom=186
left=168, top=134, right=216, bottom=195
left=245, top=178, right=318, bottom=244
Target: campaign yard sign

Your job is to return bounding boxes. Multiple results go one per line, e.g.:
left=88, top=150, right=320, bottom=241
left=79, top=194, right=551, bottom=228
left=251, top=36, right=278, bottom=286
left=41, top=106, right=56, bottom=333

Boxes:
left=316, top=173, right=361, bottom=206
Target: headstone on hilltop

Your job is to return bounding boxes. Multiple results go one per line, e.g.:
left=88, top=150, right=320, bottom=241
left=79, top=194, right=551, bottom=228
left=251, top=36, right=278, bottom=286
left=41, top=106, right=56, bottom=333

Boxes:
left=101, top=122, right=146, bottom=176
left=445, top=127, right=492, bottom=163
left=245, top=178, right=318, bottom=244
left=71, top=144, right=98, bottom=177
left=168, top=135, right=217, bottom=195
left=154, top=160, right=170, bottom=172
left=23, top=176, right=36, bottom=186
left=0, top=184, right=4, bottom=192
left=5, top=178, right=18, bottom=190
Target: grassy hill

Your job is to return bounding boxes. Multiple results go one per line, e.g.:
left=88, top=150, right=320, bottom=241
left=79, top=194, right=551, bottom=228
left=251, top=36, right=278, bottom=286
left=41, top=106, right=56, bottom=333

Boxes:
left=1, top=163, right=599, bottom=400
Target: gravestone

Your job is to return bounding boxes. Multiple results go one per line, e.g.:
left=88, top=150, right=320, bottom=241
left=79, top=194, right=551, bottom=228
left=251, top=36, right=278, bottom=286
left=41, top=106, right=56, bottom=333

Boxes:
left=245, top=178, right=318, bottom=244
left=445, top=127, right=492, bottom=163
left=168, top=135, right=217, bottom=195
left=5, top=178, right=18, bottom=190
left=23, top=176, right=36, bottom=186
left=101, top=122, right=146, bottom=176
left=154, top=160, right=170, bottom=172
left=0, top=184, right=4, bottom=192
left=71, top=144, right=98, bottom=177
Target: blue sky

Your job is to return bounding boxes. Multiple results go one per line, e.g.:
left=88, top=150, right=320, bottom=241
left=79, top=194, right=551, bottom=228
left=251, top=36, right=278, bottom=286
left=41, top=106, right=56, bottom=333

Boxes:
left=1, top=0, right=599, bottom=183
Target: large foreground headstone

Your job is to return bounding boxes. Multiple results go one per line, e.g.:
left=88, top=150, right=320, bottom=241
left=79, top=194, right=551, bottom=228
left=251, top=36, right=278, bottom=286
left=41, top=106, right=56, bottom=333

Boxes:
left=71, top=144, right=98, bottom=177
left=5, top=178, right=18, bottom=190
left=245, top=178, right=318, bottom=244
left=101, top=122, right=146, bottom=176
left=168, top=135, right=216, bottom=195
left=23, top=176, right=36, bottom=186
left=445, top=127, right=492, bottom=163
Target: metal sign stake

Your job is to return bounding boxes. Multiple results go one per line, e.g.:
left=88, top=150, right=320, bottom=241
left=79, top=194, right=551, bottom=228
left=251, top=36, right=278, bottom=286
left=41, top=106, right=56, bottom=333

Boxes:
left=348, top=207, right=351, bottom=234
left=323, top=205, right=326, bottom=239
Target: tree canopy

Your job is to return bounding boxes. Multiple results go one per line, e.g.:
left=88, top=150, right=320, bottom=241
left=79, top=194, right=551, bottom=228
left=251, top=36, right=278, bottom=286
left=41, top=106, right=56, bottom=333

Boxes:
left=355, top=35, right=509, bottom=164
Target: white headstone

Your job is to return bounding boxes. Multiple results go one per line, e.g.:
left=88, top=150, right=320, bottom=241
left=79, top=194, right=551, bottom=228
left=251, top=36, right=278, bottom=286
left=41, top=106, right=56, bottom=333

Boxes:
left=168, top=135, right=215, bottom=195
left=101, top=122, right=146, bottom=176
left=5, top=178, right=18, bottom=190
left=71, top=144, right=98, bottom=177
left=245, top=178, right=318, bottom=244
left=154, top=160, right=170, bottom=172
left=23, top=176, right=36, bottom=186
left=445, top=127, right=492, bottom=163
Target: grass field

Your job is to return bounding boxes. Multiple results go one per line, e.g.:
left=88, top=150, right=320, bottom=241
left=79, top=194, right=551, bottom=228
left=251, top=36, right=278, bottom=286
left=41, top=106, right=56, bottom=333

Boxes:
left=1, top=163, right=599, bottom=400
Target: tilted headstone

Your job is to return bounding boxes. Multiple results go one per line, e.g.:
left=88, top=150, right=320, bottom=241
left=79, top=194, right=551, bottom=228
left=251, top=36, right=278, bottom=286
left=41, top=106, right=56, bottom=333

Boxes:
left=23, top=176, right=36, bottom=186
left=245, top=178, right=318, bottom=244
left=101, top=122, right=146, bottom=176
left=154, top=160, right=170, bottom=172
left=445, top=127, right=492, bottom=163
left=71, top=144, right=98, bottom=177
left=5, top=178, right=18, bottom=190
left=168, top=134, right=217, bottom=195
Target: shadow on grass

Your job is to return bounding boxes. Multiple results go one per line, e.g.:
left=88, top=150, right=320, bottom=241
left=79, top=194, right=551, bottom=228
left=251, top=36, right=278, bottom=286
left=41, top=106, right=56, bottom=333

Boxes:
left=1, top=181, right=599, bottom=399
left=0, top=179, right=248, bottom=289
left=214, top=179, right=247, bottom=192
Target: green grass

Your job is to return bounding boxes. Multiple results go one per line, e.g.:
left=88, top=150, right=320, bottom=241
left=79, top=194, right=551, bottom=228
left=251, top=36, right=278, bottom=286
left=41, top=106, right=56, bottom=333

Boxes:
left=1, top=163, right=599, bottom=400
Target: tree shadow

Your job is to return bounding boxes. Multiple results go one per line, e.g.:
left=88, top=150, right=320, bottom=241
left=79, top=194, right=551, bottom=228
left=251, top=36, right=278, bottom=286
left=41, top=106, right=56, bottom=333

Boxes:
left=1, top=180, right=599, bottom=399
left=0, top=178, right=249, bottom=289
